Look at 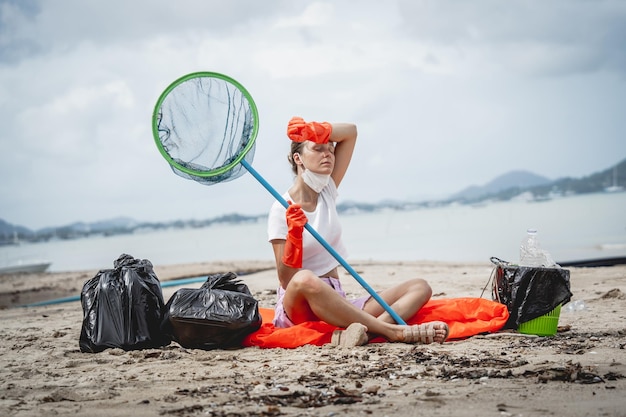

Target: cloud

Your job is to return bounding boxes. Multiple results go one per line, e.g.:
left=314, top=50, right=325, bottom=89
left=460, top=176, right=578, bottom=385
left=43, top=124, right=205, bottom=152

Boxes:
left=397, top=0, right=626, bottom=77
left=1, top=0, right=625, bottom=229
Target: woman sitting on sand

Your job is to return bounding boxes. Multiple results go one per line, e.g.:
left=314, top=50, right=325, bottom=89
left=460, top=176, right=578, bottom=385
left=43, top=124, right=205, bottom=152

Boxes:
left=267, top=117, right=449, bottom=347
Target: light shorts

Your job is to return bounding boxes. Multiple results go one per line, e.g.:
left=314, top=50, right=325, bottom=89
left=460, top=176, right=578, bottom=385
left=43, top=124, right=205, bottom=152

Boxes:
left=273, top=276, right=371, bottom=328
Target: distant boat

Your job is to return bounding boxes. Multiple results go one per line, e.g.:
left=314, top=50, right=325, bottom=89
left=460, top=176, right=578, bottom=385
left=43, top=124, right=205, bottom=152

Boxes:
left=0, top=261, right=51, bottom=275
left=530, top=194, right=552, bottom=203
left=605, top=166, right=624, bottom=193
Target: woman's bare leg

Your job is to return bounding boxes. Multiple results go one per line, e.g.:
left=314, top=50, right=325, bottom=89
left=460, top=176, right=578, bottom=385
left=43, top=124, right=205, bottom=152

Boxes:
left=282, top=271, right=447, bottom=343
left=363, top=278, right=432, bottom=323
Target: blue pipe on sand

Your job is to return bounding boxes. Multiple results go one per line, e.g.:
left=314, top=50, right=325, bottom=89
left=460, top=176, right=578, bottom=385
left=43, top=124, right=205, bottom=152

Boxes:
left=21, top=276, right=208, bottom=308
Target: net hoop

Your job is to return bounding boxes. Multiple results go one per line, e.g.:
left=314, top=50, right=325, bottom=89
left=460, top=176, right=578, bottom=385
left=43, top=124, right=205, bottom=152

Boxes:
left=151, top=71, right=259, bottom=178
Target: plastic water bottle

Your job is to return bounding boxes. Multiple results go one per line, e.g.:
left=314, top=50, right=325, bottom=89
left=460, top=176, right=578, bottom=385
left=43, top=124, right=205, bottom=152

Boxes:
left=563, top=300, right=586, bottom=313
left=520, top=228, right=545, bottom=266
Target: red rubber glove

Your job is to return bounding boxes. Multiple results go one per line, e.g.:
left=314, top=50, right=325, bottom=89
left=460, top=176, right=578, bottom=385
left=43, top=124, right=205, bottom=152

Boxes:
left=287, top=116, right=332, bottom=144
left=282, top=201, right=308, bottom=268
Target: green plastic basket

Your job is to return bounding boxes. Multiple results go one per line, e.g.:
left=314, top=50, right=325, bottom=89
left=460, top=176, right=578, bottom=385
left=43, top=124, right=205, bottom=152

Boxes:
left=518, top=304, right=561, bottom=336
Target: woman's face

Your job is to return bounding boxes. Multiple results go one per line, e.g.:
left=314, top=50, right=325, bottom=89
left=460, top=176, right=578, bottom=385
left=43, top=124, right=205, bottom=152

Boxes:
left=298, top=141, right=335, bottom=174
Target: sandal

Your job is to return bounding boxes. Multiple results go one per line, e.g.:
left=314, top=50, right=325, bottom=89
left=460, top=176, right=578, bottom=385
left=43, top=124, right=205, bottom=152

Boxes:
left=402, top=321, right=449, bottom=344
left=330, top=323, right=369, bottom=347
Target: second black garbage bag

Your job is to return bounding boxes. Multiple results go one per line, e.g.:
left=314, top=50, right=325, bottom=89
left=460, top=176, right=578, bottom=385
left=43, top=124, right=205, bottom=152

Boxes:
left=162, top=272, right=262, bottom=349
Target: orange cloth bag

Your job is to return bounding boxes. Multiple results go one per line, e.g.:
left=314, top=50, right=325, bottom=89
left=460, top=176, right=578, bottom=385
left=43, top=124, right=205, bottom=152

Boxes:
left=243, top=297, right=509, bottom=349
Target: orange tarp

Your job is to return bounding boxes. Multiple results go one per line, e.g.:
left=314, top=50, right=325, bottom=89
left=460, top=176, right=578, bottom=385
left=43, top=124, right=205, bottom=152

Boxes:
left=243, top=297, right=509, bottom=349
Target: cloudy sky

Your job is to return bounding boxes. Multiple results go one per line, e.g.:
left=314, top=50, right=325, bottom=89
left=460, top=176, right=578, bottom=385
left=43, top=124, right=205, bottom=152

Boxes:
left=1, top=0, right=625, bottom=230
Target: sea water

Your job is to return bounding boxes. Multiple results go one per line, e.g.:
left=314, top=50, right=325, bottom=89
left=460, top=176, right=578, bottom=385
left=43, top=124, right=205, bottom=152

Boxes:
left=1, top=192, right=624, bottom=272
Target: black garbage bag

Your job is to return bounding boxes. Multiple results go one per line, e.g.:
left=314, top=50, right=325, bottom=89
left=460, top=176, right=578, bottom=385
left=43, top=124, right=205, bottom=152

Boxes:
left=491, top=258, right=573, bottom=329
left=162, top=272, right=262, bottom=349
left=79, top=254, right=170, bottom=353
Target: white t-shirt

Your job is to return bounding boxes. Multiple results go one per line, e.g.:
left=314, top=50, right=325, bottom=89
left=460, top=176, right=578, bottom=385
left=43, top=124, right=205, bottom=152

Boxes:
left=267, top=179, right=348, bottom=276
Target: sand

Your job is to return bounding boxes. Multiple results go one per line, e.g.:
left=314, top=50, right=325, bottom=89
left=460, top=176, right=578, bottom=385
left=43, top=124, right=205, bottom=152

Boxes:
left=1, top=260, right=625, bottom=416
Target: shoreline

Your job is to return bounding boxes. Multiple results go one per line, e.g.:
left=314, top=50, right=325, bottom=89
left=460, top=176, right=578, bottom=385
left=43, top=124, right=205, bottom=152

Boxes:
left=1, top=260, right=625, bottom=416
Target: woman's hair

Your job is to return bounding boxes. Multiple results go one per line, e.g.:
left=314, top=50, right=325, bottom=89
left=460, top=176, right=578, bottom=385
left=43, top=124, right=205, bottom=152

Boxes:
left=287, top=141, right=306, bottom=175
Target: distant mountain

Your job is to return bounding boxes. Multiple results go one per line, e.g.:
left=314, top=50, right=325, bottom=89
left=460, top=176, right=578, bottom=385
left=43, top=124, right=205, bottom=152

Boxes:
left=0, top=219, right=34, bottom=242
left=534, top=158, right=625, bottom=196
left=450, top=171, right=552, bottom=201
left=446, top=157, right=626, bottom=204
left=0, top=213, right=265, bottom=245
left=37, top=217, right=139, bottom=235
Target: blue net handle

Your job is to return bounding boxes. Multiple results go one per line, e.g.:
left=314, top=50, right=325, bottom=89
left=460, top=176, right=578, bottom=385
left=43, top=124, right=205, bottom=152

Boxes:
left=240, top=160, right=407, bottom=325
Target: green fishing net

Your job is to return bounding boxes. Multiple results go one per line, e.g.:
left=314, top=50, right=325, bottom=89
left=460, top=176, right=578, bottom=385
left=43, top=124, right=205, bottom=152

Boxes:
left=152, top=72, right=258, bottom=185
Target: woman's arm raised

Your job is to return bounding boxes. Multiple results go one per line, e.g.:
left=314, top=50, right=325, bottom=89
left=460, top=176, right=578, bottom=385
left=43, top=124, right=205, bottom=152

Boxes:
left=329, top=123, right=357, bottom=187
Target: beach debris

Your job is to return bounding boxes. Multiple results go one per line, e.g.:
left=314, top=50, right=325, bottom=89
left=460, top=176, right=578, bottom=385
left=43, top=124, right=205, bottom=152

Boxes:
left=253, top=385, right=365, bottom=408
left=557, top=324, right=572, bottom=332
left=523, top=361, right=606, bottom=384
left=160, top=404, right=204, bottom=415
left=41, top=387, right=116, bottom=402
left=600, top=288, right=625, bottom=300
